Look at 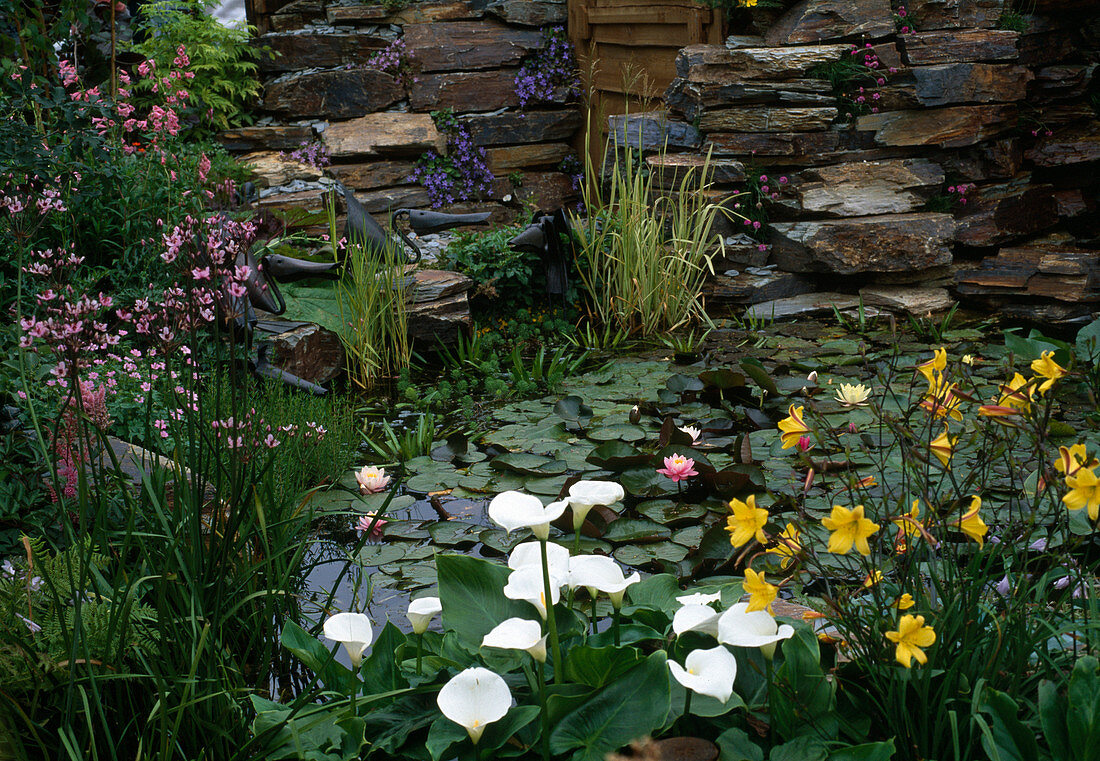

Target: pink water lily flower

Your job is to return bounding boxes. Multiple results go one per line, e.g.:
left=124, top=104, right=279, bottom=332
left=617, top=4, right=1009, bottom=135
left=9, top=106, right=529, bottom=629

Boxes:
left=355, top=466, right=390, bottom=494
left=657, top=454, right=698, bottom=483
left=357, top=513, right=387, bottom=539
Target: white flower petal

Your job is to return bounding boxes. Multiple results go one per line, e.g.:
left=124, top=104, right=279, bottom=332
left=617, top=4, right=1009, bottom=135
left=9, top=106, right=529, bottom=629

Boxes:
left=482, top=617, right=547, bottom=662
left=676, top=592, right=722, bottom=607
left=407, top=596, right=442, bottom=635
left=567, top=480, right=625, bottom=508
left=437, top=667, right=512, bottom=744
left=323, top=612, right=374, bottom=667
left=668, top=646, right=738, bottom=704
left=508, top=541, right=570, bottom=579
left=673, top=604, right=720, bottom=637
left=717, top=602, right=796, bottom=649
left=503, top=566, right=561, bottom=619
left=488, top=492, right=567, bottom=538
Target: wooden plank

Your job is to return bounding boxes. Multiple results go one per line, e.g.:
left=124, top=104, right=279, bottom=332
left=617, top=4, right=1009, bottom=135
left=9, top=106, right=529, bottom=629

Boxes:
left=587, top=6, right=700, bottom=24
left=595, top=0, right=710, bottom=8
left=591, top=44, right=679, bottom=95
left=591, top=23, right=693, bottom=47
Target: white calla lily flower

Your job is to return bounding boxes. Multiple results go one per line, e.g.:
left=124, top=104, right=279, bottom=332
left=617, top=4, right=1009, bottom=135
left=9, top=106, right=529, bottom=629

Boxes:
left=508, top=541, right=571, bottom=580
left=717, top=602, right=795, bottom=659
left=437, top=667, right=512, bottom=744
left=567, top=555, right=640, bottom=608
left=567, top=481, right=625, bottom=530
left=672, top=604, right=721, bottom=637
left=481, top=617, right=548, bottom=662
left=667, top=645, right=739, bottom=704
left=676, top=591, right=722, bottom=607
left=323, top=611, right=374, bottom=668
left=503, top=565, right=561, bottom=619
left=488, top=491, right=567, bottom=539
left=407, top=596, right=442, bottom=635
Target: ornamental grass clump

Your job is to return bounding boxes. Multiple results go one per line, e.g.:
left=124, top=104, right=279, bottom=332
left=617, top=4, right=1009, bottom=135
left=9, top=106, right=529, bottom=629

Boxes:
left=727, top=344, right=1099, bottom=761
left=572, top=111, right=727, bottom=336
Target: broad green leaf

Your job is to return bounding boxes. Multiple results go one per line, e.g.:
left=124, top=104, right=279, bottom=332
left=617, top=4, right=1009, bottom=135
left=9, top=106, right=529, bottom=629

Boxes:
left=716, top=727, right=764, bottom=761
left=565, top=645, right=644, bottom=688
left=279, top=620, right=353, bottom=694
left=436, top=554, right=531, bottom=648
left=550, top=651, right=671, bottom=761
left=828, top=740, right=896, bottom=761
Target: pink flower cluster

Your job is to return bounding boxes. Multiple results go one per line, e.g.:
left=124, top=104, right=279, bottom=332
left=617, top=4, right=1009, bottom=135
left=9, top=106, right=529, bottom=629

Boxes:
left=847, top=43, right=893, bottom=114
left=947, top=183, right=977, bottom=206
left=48, top=380, right=112, bottom=502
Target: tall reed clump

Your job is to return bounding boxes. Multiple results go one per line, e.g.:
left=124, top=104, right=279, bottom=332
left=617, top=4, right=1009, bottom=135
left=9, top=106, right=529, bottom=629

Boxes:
left=328, top=193, right=411, bottom=391
left=572, top=105, right=726, bottom=337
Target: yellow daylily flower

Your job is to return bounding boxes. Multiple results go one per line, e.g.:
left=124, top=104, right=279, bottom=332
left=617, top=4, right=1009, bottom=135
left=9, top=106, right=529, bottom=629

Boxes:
left=952, top=496, right=988, bottom=547
left=778, top=404, right=811, bottom=449
left=834, top=383, right=871, bottom=407
left=739, top=0, right=758, bottom=6
left=885, top=614, right=936, bottom=667
left=1055, top=443, right=1099, bottom=478
left=766, top=522, right=801, bottom=569
left=743, top=568, right=777, bottom=614
left=822, top=504, right=880, bottom=556
left=725, top=494, right=769, bottom=548
left=929, top=426, right=956, bottom=468
left=997, top=372, right=1034, bottom=412
left=892, top=593, right=915, bottom=610
left=863, top=570, right=883, bottom=587
left=1030, top=351, right=1066, bottom=395
left=920, top=376, right=964, bottom=421
left=916, top=347, right=947, bottom=384
left=1063, top=465, right=1100, bottom=521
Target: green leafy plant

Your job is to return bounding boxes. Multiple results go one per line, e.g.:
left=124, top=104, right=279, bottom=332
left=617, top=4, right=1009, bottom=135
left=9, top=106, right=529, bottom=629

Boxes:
left=362, top=413, right=438, bottom=463
left=131, top=0, right=266, bottom=133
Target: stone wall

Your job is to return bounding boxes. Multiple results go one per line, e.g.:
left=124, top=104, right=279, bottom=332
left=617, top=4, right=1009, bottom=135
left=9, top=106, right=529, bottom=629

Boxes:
left=226, top=0, right=583, bottom=232
left=648, top=0, right=1100, bottom=321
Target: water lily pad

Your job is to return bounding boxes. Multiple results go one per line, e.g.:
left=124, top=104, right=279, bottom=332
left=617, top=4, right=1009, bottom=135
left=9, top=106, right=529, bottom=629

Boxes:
left=613, top=541, right=687, bottom=566
left=666, top=374, right=705, bottom=394
left=357, top=544, right=410, bottom=568
left=382, top=521, right=432, bottom=541
left=602, top=518, right=671, bottom=544
left=406, top=471, right=461, bottom=494
left=351, top=493, right=416, bottom=514
left=457, top=474, right=493, bottom=492
left=635, top=499, right=706, bottom=527
left=525, top=474, right=570, bottom=496
left=554, top=396, right=594, bottom=423
left=478, top=528, right=526, bottom=555
left=588, top=424, right=647, bottom=442
left=671, top=525, right=706, bottom=549
left=620, top=467, right=674, bottom=498
left=427, top=521, right=482, bottom=548
left=491, top=452, right=568, bottom=476
left=699, top=369, right=746, bottom=390
left=586, top=440, right=650, bottom=471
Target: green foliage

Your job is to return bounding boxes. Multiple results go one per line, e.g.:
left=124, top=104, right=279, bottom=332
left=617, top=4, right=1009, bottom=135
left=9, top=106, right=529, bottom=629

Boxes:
left=131, top=0, right=265, bottom=133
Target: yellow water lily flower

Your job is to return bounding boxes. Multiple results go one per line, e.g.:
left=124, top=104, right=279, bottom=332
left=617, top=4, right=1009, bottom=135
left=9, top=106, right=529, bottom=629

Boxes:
left=952, top=496, right=988, bottom=547
left=892, top=593, right=915, bottom=610
left=929, top=426, right=956, bottom=468
left=885, top=614, right=936, bottom=667
left=766, top=522, right=801, bottom=569
left=725, top=494, right=769, bottom=548
left=743, top=568, right=777, bottom=614
left=822, top=504, right=879, bottom=556
left=778, top=404, right=811, bottom=449
left=1063, top=465, right=1100, bottom=521
left=916, top=347, right=947, bottom=384
left=1055, top=443, right=1099, bottom=478
left=1031, top=351, right=1066, bottom=394
left=834, top=383, right=871, bottom=407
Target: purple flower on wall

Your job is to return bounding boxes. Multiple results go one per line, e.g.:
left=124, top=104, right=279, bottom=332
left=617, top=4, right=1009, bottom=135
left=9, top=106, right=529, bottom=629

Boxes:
left=515, top=26, right=580, bottom=108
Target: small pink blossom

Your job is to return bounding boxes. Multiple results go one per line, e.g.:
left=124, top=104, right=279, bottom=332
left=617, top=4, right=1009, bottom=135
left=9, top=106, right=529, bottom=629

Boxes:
left=357, top=513, right=387, bottom=539
left=657, top=454, right=698, bottom=483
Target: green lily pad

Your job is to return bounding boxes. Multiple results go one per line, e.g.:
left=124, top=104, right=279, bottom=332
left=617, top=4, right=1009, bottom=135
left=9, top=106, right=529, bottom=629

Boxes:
left=382, top=521, right=432, bottom=541
left=525, top=474, right=570, bottom=496
left=621, top=467, right=675, bottom=498
left=635, top=499, right=707, bottom=527
left=427, top=521, right=483, bottom=548
left=491, top=452, right=568, bottom=476
left=671, top=525, right=706, bottom=549
left=613, top=541, right=688, bottom=567
left=406, top=471, right=461, bottom=494
left=351, top=493, right=416, bottom=514
left=357, top=544, right=410, bottom=567
left=588, top=424, right=647, bottom=442
left=602, top=518, right=671, bottom=544
left=586, top=441, right=650, bottom=471
left=479, top=528, right=527, bottom=555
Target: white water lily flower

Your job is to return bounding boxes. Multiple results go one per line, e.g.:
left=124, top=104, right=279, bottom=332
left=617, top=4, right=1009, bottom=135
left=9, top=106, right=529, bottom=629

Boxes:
left=672, top=604, right=721, bottom=637
left=834, top=382, right=871, bottom=408
left=567, top=480, right=625, bottom=530
left=407, top=596, right=442, bottom=635
left=503, top=566, right=561, bottom=619
left=323, top=612, right=374, bottom=668
left=437, top=667, right=512, bottom=744
left=488, top=491, right=567, bottom=539
left=717, top=602, right=795, bottom=659
left=481, top=617, right=547, bottom=662
left=508, top=541, right=571, bottom=581
left=355, top=465, right=390, bottom=494
left=567, top=555, right=640, bottom=608
left=679, top=425, right=703, bottom=444
left=667, top=645, right=739, bottom=704
left=676, top=591, right=722, bottom=607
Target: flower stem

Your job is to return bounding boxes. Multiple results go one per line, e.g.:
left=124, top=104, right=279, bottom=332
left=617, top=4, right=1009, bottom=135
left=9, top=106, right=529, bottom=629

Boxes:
left=416, top=633, right=424, bottom=675
left=539, top=538, right=563, bottom=683
left=536, top=660, right=551, bottom=761
left=684, top=689, right=693, bottom=720
left=612, top=605, right=622, bottom=647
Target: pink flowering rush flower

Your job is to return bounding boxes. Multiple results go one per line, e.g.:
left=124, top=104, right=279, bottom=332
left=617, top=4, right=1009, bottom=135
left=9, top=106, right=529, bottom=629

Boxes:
left=355, top=466, right=391, bottom=494
left=657, top=454, right=698, bottom=483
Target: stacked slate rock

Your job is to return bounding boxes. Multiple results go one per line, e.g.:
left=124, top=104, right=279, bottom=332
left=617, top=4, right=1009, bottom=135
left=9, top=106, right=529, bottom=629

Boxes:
left=221, top=0, right=583, bottom=234
left=656, top=0, right=1100, bottom=321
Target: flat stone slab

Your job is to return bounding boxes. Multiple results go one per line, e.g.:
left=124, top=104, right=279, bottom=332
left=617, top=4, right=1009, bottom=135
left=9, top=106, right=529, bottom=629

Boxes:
left=704, top=268, right=817, bottom=306
left=911, top=63, right=1032, bottom=106
left=859, top=286, right=955, bottom=314
left=744, top=292, right=860, bottom=320
left=676, top=43, right=852, bottom=82
left=856, top=104, right=1016, bottom=147
left=606, top=111, right=702, bottom=151
left=261, top=69, right=403, bottom=119
left=769, top=213, right=956, bottom=274
left=403, top=20, right=542, bottom=72
left=905, top=0, right=1004, bottom=29
left=698, top=106, right=838, bottom=132
left=900, top=29, right=1019, bottom=64
left=242, top=151, right=323, bottom=188
left=780, top=158, right=944, bottom=216
left=1024, top=124, right=1100, bottom=166
left=324, top=113, right=445, bottom=158
left=764, top=0, right=895, bottom=44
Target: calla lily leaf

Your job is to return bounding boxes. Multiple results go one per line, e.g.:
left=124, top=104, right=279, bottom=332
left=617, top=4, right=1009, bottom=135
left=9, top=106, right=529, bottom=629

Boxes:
left=565, top=645, right=644, bottom=688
